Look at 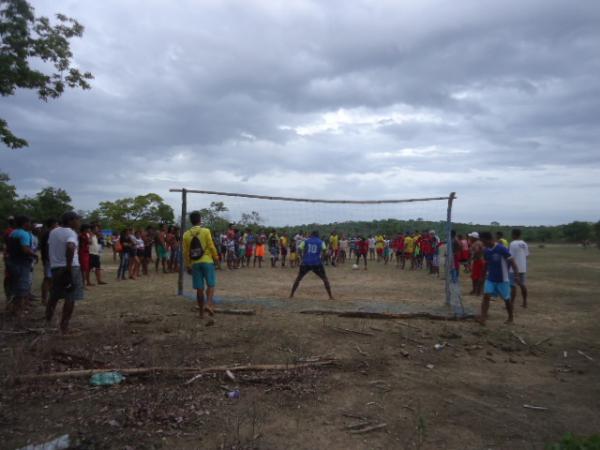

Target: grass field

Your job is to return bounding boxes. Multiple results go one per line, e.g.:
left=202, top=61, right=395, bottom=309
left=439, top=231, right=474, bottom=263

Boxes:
left=1, top=244, right=599, bottom=449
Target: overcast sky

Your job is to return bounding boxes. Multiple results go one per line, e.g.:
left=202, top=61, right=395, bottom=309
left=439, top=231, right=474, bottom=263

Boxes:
left=1, top=0, right=599, bottom=226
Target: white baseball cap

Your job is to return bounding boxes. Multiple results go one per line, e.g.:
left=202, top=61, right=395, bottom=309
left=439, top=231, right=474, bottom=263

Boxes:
left=468, top=232, right=479, bottom=239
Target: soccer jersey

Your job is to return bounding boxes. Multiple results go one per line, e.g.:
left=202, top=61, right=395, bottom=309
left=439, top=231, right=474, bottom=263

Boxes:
left=375, top=235, right=385, bottom=249
left=299, top=237, right=325, bottom=265
left=484, top=244, right=513, bottom=283
left=404, top=236, right=415, bottom=253
left=329, top=234, right=339, bottom=250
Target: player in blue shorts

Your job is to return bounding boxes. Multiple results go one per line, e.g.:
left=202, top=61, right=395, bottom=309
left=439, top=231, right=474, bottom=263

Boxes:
left=477, top=231, right=520, bottom=325
left=289, top=231, right=334, bottom=300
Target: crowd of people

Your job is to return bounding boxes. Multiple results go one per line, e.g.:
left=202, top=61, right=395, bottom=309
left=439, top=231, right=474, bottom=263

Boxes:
left=214, top=226, right=447, bottom=274
left=2, top=210, right=530, bottom=333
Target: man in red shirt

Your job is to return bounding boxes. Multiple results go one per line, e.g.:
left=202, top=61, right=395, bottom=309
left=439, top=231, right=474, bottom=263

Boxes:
left=392, top=233, right=405, bottom=268
left=355, top=236, right=369, bottom=270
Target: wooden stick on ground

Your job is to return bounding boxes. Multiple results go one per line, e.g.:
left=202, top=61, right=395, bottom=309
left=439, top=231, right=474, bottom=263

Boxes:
left=533, top=337, right=552, bottom=347
left=511, top=331, right=528, bottom=346
left=214, top=308, right=256, bottom=316
left=15, top=360, right=336, bottom=382
left=349, top=423, right=387, bottom=434
left=301, top=310, right=474, bottom=321
left=523, top=404, right=548, bottom=411
left=329, top=326, right=374, bottom=337
left=577, top=350, right=594, bottom=361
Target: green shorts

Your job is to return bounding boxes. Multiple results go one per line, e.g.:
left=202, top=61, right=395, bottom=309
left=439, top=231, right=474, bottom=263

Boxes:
left=192, top=262, right=216, bottom=289
left=156, top=245, right=168, bottom=259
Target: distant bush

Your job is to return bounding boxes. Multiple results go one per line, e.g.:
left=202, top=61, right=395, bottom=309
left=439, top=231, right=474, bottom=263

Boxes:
left=546, top=433, right=600, bottom=450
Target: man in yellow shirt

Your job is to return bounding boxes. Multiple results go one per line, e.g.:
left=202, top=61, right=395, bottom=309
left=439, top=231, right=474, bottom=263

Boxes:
left=404, top=232, right=416, bottom=269
left=329, top=230, right=339, bottom=266
left=183, top=211, right=220, bottom=323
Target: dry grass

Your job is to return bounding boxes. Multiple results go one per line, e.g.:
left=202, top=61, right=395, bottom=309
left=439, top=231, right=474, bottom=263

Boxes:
left=1, top=245, right=599, bottom=449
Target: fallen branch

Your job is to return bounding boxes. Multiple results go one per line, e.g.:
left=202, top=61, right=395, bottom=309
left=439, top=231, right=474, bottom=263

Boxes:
left=523, top=404, right=548, bottom=411
left=214, top=308, right=256, bottom=316
left=349, top=422, right=387, bottom=434
left=15, top=360, right=336, bottom=382
left=511, top=331, right=527, bottom=346
left=533, top=337, right=552, bottom=347
left=577, top=350, right=594, bottom=361
left=329, top=326, right=374, bottom=337
left=355, top=345, right=368, bottom=356
left=301, top=310, right=474, bottom=321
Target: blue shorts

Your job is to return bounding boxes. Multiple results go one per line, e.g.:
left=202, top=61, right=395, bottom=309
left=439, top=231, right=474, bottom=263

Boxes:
left=7, top=261, right=32, bottom=298
left=484, top=280, right=511, bottom=301
left=509, top=272, right=526, bottom=287
left=192, top=262, right=216, bottom=289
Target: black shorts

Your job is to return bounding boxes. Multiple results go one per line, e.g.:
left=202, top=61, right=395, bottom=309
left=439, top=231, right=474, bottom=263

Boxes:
left=298, top=264, right=327, bottom=279
left=144, top=246, right=152, bottom=258
left=90, top=254, right=101, bottom=269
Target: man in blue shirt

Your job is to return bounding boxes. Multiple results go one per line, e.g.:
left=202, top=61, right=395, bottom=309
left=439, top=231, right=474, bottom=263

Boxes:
left=7, top=215, right=37, bottom=318
left=477, top=231, right=520, bottom=325
left=289, top=231, right=334, bottom=300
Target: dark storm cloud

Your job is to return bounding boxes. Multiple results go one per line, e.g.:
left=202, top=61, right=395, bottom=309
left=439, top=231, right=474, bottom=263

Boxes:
left=1, top=0, right=599, bottom=224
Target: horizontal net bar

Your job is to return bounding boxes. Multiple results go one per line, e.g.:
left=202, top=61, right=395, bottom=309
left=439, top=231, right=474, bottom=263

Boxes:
left=170, top=188, right=454, bottom=205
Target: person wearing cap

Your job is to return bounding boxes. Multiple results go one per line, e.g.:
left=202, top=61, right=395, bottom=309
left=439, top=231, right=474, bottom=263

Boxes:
left=46, top=211, right=84, bottom=334
left=468, top=232, right=485, bottom=296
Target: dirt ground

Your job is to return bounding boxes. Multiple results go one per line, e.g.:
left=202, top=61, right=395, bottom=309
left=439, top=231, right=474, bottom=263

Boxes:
left=1, top=244, right=599, bottom=450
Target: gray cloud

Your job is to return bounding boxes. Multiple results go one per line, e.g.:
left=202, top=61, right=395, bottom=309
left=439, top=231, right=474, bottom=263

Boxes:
left=1, top=0, right=599, bottom=225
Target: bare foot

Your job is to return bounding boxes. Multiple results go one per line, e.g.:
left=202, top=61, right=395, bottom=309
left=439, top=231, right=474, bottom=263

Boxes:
left=475, top=316, right=487, bottom=326
left=205, top=319, right=215, bottom=327
left=505, top=319, right=514, bottom=324
left=204, top=305, right=215, bottom=316
left=522, top=303, right=527, bottom=308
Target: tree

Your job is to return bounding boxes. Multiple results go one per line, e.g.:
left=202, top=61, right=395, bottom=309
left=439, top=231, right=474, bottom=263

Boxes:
left=0, top=0, right=93, bottom=148
left=240, top=210, right=264, bottom=228
left=92, top=193, right=174, bottom=230
left=0, top=171, right=17, bottom=227
left=196, top=201, right=229, bottom=231
left=594, top=221, right=600, bottom=249
left=22, top=186, right=72, bottom=221
left=562, top=221, right=591, bottom=243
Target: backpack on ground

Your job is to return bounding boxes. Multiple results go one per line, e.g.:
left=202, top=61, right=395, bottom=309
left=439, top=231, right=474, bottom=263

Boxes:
left=189, top=230, right=204, bottom=260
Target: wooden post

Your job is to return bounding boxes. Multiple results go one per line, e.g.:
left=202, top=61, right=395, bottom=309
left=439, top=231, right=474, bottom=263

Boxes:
left=445, top=192, right=456, bottom=305
left=177, top=188, right=187, bottom=296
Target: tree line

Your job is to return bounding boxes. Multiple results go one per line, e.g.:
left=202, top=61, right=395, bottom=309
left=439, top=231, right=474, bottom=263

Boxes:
left=1, top=172, right=598, bottom=245
left=0, top=172, right=174, bottom=231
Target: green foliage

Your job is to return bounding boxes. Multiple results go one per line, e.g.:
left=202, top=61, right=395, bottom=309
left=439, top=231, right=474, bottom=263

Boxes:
left=546, top=433, right=600, bottom=450
left=194, top=201, right=230, bottom=231
left=0, top=171, right=18, bottom=227
left=0, top=0, right=93, bottom=148
left=562, top=221, right=592, bottom=243
left=239, top=211, right=264, bottom=228
left=19, top=186, right=72, bottom=221
left=594, top=221, right=600, bottom=249
left=91, top=193, right=174, bottom=231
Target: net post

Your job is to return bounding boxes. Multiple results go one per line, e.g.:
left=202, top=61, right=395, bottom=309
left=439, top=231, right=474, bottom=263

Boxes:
left=177, top=188, right=187, bottom=296
left=445, top=192, right=456, bottom=306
